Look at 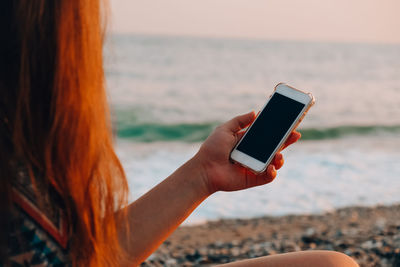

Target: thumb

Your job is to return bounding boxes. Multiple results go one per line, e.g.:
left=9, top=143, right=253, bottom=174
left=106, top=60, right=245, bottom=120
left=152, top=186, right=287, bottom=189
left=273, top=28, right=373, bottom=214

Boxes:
left=223, top=111, right=256, bottom=133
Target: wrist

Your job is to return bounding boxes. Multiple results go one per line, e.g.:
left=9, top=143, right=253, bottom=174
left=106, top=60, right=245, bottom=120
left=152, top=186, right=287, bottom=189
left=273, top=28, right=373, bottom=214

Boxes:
left=189, top=152, right=217, bottom=196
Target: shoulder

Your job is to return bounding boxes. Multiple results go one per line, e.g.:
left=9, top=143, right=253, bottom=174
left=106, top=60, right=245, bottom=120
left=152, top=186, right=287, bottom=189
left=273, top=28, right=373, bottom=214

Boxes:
left=7, top=163, right=70, bottom=266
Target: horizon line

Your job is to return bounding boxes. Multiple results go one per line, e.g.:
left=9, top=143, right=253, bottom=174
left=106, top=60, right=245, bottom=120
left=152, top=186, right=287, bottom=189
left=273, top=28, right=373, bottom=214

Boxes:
left=107, top=31, right=400, bottom=46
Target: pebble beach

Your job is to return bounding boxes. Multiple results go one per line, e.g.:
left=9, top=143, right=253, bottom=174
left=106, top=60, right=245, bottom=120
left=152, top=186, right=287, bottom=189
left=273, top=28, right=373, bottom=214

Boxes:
left=142, top=204, right=400, bottom=267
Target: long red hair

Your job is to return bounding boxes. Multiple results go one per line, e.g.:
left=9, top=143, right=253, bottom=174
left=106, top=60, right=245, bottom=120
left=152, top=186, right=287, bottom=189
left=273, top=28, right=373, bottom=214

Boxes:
left=0, top=0, right=129, bottom=265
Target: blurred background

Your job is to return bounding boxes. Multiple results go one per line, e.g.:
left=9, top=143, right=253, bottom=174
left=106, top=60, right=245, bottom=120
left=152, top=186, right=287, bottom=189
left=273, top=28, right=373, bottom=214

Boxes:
left=105, top=0, right=400, bottom=224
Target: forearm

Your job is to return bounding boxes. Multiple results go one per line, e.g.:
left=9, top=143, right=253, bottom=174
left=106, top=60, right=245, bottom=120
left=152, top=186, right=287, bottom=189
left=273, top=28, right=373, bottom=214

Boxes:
left=118, top=156, right=210, bottom=266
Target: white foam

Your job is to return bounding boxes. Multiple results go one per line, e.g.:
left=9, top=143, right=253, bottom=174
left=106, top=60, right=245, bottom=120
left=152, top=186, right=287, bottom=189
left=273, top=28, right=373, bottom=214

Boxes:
left=116, top=135, right=400, bottom=225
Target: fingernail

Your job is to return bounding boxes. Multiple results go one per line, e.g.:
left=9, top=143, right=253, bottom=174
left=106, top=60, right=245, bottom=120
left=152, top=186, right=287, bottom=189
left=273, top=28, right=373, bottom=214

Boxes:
left=270, top=165, right=276, bottom=173
left=271, top=165, right=277, bottom=178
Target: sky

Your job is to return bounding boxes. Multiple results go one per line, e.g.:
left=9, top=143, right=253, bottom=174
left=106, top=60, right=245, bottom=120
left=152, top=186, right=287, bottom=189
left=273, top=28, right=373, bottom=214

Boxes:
left=110, top=0, right=400, bottom=44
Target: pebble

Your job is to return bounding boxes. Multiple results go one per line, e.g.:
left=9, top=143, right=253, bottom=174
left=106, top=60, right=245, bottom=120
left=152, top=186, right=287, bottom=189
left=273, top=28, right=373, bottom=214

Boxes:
left=141, top=205, right=400, bottom=267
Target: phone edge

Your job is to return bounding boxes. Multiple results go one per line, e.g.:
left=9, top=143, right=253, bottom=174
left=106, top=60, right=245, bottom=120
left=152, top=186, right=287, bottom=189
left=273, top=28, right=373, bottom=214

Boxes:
left=229, top=83, right=315, bottom=174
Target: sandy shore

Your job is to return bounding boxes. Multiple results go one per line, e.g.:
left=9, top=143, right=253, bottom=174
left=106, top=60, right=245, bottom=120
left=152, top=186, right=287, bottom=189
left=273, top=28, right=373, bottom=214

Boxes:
left=142, top=204, right=400, bottom=267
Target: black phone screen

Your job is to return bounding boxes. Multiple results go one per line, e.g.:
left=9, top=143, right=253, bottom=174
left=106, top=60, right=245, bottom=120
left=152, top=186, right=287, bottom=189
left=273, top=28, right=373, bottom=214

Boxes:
left=236, top=93, right=305, bottom=163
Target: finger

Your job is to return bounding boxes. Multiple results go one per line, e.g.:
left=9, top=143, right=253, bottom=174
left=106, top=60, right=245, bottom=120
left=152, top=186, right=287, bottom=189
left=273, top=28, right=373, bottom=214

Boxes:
left=244, top=164, right=277, bottom=188
left=272, top=152, right=284, bottom=170
left=223, top=111, right=255, bottom=133
left=234, top=130, right=248, bottom=143
left=266, top=164, right=277, bottom=179
left=281, top=130, right=301, bottom=150
left=260, top=164, right=277, bottom=184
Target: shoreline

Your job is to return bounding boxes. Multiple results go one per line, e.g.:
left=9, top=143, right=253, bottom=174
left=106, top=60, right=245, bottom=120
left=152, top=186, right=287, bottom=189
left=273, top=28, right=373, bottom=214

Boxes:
left=143, top=204, right=400, bottom=267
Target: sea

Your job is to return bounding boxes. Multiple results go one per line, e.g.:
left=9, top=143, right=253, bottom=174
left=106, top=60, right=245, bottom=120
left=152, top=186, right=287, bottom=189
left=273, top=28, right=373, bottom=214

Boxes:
left=104, top=34, right=400, bottom=224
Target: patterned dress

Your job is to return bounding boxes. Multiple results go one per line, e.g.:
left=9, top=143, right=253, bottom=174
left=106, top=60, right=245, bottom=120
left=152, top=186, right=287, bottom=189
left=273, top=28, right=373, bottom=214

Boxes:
left=4, top=166, right=70, bottom=266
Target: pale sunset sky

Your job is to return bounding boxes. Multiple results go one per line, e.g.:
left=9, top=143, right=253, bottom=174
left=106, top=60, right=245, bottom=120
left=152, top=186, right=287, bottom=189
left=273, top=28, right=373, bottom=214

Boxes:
left=110, top=0, right=400, bottom=44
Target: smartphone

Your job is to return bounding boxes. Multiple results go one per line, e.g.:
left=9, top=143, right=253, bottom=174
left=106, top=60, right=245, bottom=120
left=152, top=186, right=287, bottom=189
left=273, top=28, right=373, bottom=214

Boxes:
left=230, top=83, right=315, bottom=173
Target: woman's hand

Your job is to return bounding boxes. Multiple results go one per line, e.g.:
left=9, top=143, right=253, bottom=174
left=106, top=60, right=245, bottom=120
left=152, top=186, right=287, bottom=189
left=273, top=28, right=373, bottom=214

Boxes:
left=196, top=111, right=301, bottom=195
left=121, top=111, right=300, bottom=265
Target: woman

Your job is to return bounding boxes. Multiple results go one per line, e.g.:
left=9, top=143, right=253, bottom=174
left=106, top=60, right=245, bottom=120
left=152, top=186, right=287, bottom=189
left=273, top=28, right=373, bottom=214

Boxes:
left=0, top=0, right=359, bottom=266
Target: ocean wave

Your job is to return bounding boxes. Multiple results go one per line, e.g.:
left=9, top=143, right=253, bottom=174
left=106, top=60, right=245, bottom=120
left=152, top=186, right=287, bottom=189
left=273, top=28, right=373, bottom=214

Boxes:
left=299, top=125, right=400, bottom=140
left=116, top=123, right=400, bottom=142
left=117, top=122, right=219, bottom=142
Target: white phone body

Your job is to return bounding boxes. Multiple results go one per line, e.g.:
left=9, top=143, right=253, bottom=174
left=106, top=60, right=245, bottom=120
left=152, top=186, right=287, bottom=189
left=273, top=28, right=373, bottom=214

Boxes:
left=230, top=83, right=315, bottom=173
